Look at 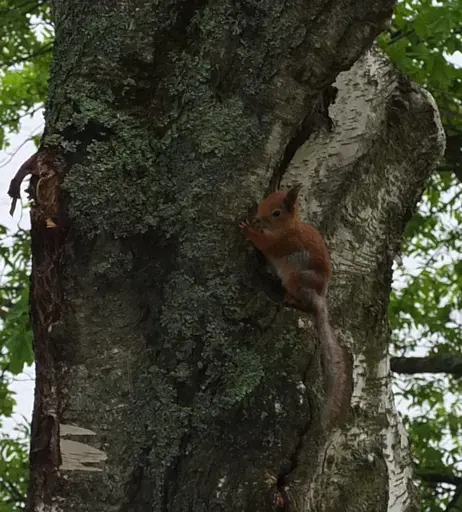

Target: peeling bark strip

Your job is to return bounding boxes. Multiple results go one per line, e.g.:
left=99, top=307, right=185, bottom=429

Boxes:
left=8, top=152, right=38, bottom=216
left=8, top=150, right=64, bottom=221
left=26, top=0, right=444, bottom=511
left=21, top=149, right=68, bottom=511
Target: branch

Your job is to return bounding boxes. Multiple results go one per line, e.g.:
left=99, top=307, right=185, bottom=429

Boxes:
left=417, top=468, right=462, bottom=487
left=0, top=122, right=43, bottom=170
left=0, top=0, right=48, bottom=17
left=0, top=44, right=53, bottom=68
left=391, top=355, right=462, bottom=377
left=0, top=478, right=25, bottom=505
left=7, top=152, right=39, bottom=215
left=387, top=29, right=414, bottom=45
left=445, top=133, right=462, bottom=183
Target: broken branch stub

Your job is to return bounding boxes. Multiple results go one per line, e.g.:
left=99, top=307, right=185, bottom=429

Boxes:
left=8, top=149, right=65, bottom=227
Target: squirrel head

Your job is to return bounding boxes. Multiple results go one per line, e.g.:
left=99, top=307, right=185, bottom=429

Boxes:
left=254, top=184, right=302, bottom=230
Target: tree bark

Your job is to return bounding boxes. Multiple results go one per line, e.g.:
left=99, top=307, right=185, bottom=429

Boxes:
left=27, top=1, right=445, bottom=511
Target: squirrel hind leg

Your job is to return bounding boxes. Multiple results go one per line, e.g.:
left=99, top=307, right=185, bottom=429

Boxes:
left=285, top=274, right=323, bottom=314
left=298, top=269, right=327, bottom=296
left=283, top=289, right=318, bottom=316
left=283, top=292, right=304, bottom=310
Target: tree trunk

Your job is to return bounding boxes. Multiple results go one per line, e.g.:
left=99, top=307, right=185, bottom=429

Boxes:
left=26, top=1, right=444, bottom=511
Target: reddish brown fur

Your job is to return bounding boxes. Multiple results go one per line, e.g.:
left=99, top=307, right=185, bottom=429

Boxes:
left=240, top=186, right=349, bottom=429
left=240, top=190, right=331, bottom=306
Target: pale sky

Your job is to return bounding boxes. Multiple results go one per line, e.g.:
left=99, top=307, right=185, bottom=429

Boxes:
left=1, top=51, right=462, bottom=439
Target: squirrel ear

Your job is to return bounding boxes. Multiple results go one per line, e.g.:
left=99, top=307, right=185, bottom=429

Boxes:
left=283, top=184, right=302, bottom=212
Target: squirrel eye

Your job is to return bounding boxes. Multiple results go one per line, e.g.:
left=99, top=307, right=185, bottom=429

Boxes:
left=272, top=209, right=281, bottom=218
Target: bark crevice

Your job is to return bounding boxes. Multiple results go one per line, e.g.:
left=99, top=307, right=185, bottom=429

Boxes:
left=269, top=85, right=338, bottom=194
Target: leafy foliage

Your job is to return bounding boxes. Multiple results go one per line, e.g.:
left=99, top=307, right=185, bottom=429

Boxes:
left=0, top=227, right=33, bottom=374
left=0, top=1, right=51, bottom=510
left=0, top=225, right=32, bottom=511
left=0, top=424, right=28, bottom=512
left=0, top=0, right=52, bottom=148
left=389, top=180, right=462, bottom=512
left=380, top=2, right=462, bottom=511
left=380, top=0, right=462, bottom=180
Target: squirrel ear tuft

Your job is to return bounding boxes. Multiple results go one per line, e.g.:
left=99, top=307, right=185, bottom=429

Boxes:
left=283, top=184, right=302, bottom=212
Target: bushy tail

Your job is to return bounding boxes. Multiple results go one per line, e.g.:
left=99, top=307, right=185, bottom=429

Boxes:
left=315, top=305, right=348, bottom=430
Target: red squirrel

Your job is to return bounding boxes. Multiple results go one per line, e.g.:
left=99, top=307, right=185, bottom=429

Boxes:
left=240, top=184, right=348, bottom=429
